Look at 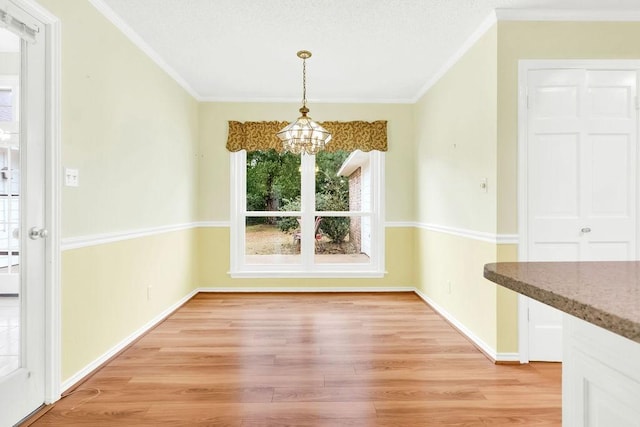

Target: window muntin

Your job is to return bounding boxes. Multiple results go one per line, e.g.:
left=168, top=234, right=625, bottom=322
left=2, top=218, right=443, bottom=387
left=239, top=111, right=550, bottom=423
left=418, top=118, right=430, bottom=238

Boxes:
left=231, top=149, right=384, bottom=277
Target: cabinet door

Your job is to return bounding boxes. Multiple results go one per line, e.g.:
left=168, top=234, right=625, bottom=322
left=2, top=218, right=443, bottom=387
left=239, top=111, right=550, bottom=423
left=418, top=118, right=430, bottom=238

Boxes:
left=563, top=315, right=640, bottom=427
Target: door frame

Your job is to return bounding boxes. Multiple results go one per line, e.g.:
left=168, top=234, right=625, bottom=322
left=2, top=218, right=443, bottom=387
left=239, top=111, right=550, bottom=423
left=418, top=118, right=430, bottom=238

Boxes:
left=517, top=59, right=640, bottom=363
left=6, top=0, right=61, bottom=404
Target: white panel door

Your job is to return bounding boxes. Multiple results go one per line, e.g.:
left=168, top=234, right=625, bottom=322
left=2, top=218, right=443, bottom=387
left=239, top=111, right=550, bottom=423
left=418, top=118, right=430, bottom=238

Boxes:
left=526, top=68, right=637, bottom=361
left=583, top=70, right=637, bottom=261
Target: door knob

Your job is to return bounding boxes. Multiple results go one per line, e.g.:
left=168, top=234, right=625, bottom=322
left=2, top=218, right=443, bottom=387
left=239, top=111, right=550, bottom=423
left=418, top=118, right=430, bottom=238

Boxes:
left=29, top=227, right=48, bottom=240
left=581, top=227, right=591, bottom=233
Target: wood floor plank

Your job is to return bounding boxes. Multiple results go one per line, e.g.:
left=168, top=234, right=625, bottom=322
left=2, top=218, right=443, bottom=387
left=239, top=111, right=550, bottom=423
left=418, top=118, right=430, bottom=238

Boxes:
left=272, top=386, right=485, bottom=402
left=145, top=402, right=378, bottom=420
left=28, top=292, right=561, bottom=426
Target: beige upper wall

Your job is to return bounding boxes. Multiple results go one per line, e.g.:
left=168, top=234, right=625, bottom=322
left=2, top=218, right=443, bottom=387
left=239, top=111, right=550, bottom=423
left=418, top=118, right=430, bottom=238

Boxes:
left=38, top=0, right=199, bottom=238
left=414, top=26, right=498, bottom=234
left=198, top=102, right=415, bottom=222
left=497, top=21, right=640, bottom=234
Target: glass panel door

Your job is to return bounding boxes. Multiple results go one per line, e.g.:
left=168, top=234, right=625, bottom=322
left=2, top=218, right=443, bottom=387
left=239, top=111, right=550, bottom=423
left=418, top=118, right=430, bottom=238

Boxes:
left=0, top=26, right=21, bottom=380
left=0, top=5, right=48, bottom=423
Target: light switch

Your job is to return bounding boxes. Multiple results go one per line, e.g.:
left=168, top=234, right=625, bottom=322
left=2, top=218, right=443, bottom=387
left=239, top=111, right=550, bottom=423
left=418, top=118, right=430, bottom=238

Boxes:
left=480, top=178, right=488, bottom=193
left=65, top=168, right=79, bottom=187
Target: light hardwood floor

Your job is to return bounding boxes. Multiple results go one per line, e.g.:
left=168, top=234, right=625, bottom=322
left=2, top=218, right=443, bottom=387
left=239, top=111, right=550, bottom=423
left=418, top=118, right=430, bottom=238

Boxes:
left=30, top=292, right=561, bottom=426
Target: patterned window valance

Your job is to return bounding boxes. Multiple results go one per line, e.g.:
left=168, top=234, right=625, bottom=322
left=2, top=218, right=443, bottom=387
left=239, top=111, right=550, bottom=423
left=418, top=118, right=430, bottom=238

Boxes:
left=226, top=120, right=387, bottom=152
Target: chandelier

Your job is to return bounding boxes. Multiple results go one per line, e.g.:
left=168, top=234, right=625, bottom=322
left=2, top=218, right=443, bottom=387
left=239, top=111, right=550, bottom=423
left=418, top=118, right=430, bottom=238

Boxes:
left=276, top=50, right=332, bottom=155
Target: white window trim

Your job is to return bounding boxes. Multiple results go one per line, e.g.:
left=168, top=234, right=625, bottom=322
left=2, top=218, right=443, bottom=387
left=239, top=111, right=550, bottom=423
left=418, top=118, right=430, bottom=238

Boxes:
left=230, top=150, right=385, bottom=278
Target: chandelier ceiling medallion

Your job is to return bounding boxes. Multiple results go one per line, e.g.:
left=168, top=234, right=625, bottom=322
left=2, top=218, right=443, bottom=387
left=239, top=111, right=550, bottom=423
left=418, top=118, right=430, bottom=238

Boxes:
left=277, top=50, right=332, bottom=155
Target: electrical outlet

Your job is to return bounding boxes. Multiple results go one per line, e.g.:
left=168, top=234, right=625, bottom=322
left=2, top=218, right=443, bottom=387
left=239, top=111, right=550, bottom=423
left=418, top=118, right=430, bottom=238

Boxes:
left=147, top=285, right=152, bottom=301
left=447, top=281, right=452, bottom=294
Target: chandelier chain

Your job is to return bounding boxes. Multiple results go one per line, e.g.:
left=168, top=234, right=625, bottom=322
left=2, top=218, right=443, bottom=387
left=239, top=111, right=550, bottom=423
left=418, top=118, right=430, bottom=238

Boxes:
left=302, top=57, right=307, bottom=108
left=276, top=50, right=332, bottom=155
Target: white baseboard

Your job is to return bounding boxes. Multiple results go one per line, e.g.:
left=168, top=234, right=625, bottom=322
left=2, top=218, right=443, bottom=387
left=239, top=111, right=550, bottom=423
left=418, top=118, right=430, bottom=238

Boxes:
left=196, top=286, right=415, bottom=293
left=494, top=352, right=520, bottom=363
left=413, top=288, right=520, bottom=363
left=60, top=289, right=199, bottom=392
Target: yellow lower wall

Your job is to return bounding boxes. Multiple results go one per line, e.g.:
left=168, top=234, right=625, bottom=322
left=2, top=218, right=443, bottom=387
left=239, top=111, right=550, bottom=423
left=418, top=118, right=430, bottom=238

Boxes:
left=61, top=228, right=198, bottom=381
left=496, top=244, right=519, bottom=353
left=415, top=228, right=518, bottom=354
left=197, top=226, right=416, bottom=288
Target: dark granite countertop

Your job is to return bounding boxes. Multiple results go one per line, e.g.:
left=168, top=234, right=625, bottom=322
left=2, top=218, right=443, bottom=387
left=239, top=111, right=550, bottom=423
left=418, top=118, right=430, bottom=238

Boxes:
left=484, top=261, right=640, bottom=344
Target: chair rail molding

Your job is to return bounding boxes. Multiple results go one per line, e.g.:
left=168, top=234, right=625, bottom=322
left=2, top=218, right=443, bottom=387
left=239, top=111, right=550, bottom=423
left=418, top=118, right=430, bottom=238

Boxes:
left=61, top=222, right=230, bottom=251
left=415, top=222, right=519, bottom=245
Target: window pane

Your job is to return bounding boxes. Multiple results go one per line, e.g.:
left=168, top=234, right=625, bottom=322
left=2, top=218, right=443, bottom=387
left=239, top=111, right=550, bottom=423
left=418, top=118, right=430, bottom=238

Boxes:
left=0, top=37, right=20, bottom=378
left=0, top=89, right=12, bottom=122
left=314, top=216, right=370, bottom=264
left=315, top=150, right=350, bottom=211
left=246, top=149, right=300, bottom=212
left=316, top=150, right=371, bottom=212
left=245, top=216, right=301, bottom=264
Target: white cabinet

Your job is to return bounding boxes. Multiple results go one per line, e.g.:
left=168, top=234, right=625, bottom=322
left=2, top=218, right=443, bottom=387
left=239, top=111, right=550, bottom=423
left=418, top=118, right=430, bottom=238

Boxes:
left=563, top=314, right=640, bottom=426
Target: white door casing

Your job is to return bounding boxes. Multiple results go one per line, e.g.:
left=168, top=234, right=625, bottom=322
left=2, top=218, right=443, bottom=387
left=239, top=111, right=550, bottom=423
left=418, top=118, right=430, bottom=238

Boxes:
left=518, top=61, right=639, bottom=363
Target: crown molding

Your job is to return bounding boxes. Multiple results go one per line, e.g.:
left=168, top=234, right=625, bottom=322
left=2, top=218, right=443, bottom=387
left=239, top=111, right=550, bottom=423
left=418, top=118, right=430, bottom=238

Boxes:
left=496, top=8, right=640, bottom=22
left=86, top=3, right=640, bottom=105
left=412, top=11, right=498, bottom=103
left=87, top=0, right=201, bottom=100
left=412, top=8, right=640, bottom=102
left=197, top=96, right=414, bottom=104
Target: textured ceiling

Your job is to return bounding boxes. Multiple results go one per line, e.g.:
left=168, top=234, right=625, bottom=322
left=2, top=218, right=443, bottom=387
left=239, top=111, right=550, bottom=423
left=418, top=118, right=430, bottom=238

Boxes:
left=98, top=0, right=640, bottom=103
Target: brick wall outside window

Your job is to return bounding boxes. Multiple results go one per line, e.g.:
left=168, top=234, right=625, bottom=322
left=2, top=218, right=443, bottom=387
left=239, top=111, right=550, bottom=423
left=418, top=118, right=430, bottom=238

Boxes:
left=348, top=167, right=362, bottom=253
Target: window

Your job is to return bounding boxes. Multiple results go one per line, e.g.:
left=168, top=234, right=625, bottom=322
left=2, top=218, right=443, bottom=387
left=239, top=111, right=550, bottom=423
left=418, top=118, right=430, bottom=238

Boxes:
left=230, top=149, right=385, bottom=278
left=0, top=77, right=20, bottom=275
